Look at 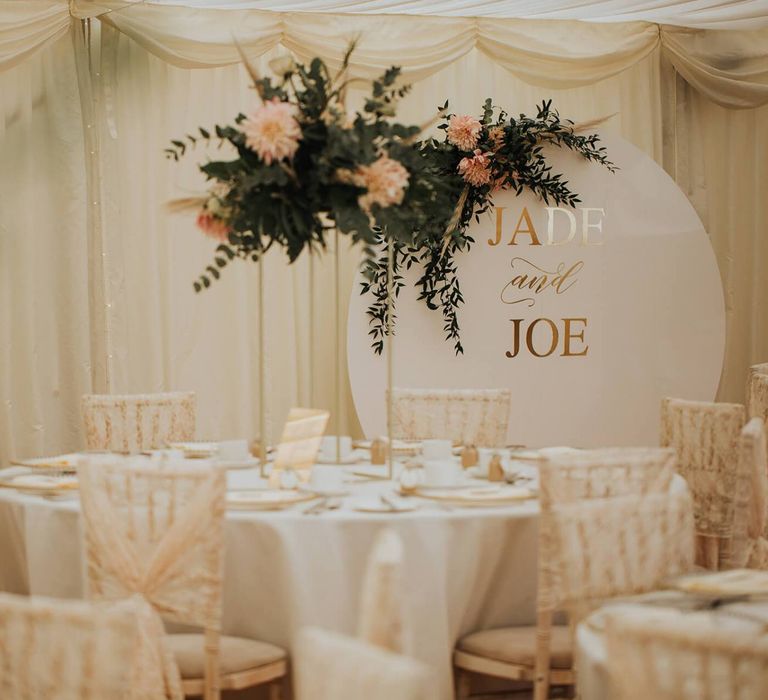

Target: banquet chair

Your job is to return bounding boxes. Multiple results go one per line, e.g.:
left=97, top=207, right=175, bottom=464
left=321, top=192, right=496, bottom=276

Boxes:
left=388, top=387, right=511, bottom=447
left=541, top=447, right=677, bottom=501
left=454, top=490, right=695, bottom=700
left=748, top=362, right=768, bottom=424
left=81, top=391, right=196, bottom=453
left=78, top=460, right=287, bottom=700
left=661, top=397, right=748, bottom=569
left=605, top=606, right=768, bottom=700
left=740, top=418, right=768, bottom=567
left=358, top=528, right=405, bottom=653
left=293, top=627, right=434, bottom=700
left=0, top=592, right=163, bottom=699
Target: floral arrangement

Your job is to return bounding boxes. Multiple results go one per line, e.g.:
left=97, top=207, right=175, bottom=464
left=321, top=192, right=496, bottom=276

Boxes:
left=167, top=46, right=614, bottom=355
left=166, top=45, right=455, bottom=293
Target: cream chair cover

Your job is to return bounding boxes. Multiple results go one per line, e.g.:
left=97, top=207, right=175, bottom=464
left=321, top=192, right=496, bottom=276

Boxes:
left=293, top=627, right=433, bottom=700
left=389, top=388, right=510, bottom=447
left=739, top=418, right=768, bottom=568
left=605, top=607, right=768, bottom=700
left=748, top=363, right=768, bottom=425
left=540, top=447, right=676, bottom=503
left=358, top=529, right=404, bottom=654
left=541, top=492, right=695, bottom=613
left=81, top=391, right=196, bottom=453
left=0, top=592, right=162, bottom=699
left=660, top=397, right=747, bottom=570
left=78, top=460, right=228, bottom=700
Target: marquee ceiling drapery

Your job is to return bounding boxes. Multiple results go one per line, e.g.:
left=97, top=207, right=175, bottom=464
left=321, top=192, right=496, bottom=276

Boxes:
left=4, top=1, right=768, bottom=108
left=83, top=1, right=768, bottom=29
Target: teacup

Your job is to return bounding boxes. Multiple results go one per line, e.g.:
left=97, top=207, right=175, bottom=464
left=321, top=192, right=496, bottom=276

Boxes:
left=421, top=439, right=453, bottom=461
left=423, top=459, right=461, bottom=487
left=476, top=448, right=500, bottom=478
left=217, top=439, right=250, bottom=461
left=319, top=435, right=353, bottom=462
left=309, top=465, right=344, bottom=493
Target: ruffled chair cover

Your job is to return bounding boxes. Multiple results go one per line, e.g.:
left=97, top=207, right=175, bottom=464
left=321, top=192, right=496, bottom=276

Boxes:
left=739, top=418, right=768, bottom=568
left=293, top=627, right=433, bottom=700
left=358, top=529, right=404, bottom=654
left=660, top=397, right=747, bottom=570
left=389, top=388, right=511, bottom=447
left=541, top=492, right=695, bottom=613
left=0, top=592, right=162, bottom=699
left=540, top=447, right=676, bottom=504
left=81, top=392, right=196, bottom=453
left=605, top=607, right=768, bottom=700
left=77, top=460, right=228, bottom=700
left=748, top=363, right=768, bottom=425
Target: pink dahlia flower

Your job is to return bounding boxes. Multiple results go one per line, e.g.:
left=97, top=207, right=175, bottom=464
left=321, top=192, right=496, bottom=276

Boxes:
left=357, top=155, right=410, bottom=212
left=446, top=114, right=482, bottom=151
left=458, top=150, right=493, bottom=187
left=242, top=98, right=302, bottom=165
left=196, top=211, right=231, bottom=242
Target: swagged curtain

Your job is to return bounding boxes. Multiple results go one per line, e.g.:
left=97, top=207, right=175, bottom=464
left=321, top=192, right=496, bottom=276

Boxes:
left=0, top=0, right=767, bottom=466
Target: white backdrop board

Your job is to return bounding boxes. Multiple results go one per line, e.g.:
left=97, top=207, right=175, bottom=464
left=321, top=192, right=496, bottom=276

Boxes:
left=347, top=135, right=726, bottom=447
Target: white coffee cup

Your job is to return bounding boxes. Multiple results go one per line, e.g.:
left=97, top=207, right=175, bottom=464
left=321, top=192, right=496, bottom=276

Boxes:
left=423, top=459, right=461, bottom=487
left=217, top=439, right=249, bottom=461
left=421, top=439, right=453, bottom=461
left=310, top=465, right=344, bottom=493
left=476, top=448, right=497, bottom=478
left=320, top=435, right=353, bottom=462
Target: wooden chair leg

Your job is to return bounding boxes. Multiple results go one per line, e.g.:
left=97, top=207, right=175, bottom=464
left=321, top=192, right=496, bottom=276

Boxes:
left=533, top=609, right=554, bottom=700
left=268, top=679, right=283, bottom=700
left=455, top=669, right=471, bottom=700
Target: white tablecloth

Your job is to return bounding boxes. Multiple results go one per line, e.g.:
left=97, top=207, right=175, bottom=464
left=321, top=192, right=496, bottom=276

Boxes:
left=0, top=465, right=542, bottom=699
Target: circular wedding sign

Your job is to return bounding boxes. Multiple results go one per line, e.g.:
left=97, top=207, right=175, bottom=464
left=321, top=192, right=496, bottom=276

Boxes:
left=347, top=134, right=725, bottom=447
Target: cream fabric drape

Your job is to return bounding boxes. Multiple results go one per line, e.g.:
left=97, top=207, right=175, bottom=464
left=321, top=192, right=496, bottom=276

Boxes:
left=0, top=1, right=69, bottom=72
left=0, top=3, right=767, bottom=467
left=0, top=33, right=92, bottom=467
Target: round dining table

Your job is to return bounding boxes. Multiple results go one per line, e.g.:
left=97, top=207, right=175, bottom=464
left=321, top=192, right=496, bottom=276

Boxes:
left=0, top=459, right=543, bottom=699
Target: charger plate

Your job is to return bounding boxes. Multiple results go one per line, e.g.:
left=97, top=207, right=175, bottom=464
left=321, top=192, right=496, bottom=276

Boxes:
left=10, top=454, right=81, bottom=473
left=669, top=569, right=768, bottom=597
left=0, top=471, right=79, bottom=497
left=414, top=484, right=536, bottom=507
left=226, top=489, right=316, bottom=511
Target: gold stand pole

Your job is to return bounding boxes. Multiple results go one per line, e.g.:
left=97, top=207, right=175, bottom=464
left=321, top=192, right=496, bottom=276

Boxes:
left=334, top=229, right=342, bottom=463
left=258, top=254, right=267, bottom=477
left=308, top=247, right=315, bottom=408
left=386, top=239, right=395, bottom=481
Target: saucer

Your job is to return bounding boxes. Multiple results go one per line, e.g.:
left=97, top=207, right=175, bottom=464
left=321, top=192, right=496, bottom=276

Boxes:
left=298, top=485, right=350, bottom=498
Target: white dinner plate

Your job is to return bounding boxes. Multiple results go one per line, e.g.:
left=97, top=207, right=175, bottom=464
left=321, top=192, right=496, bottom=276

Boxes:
left=0, top=470, right=79, bottom=497
left=298, top=485, right=350, bottom=498
left=226, top=489, right=316, bottom=510
left=414, top=484, right=536, bottom=506
left=10, top=453, right=81, bottom=473
left=352, top=498, right=417, bottom=514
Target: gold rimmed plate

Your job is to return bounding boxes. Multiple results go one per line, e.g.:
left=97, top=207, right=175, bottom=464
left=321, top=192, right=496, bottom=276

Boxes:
left=11, top=454, right=81, bottom=473
left=669, top=569, right=768, bottom=597
left=0, top=470, right=79, bottom=497
left=226, top=489, right=316, bottom=511
left=414, top=484, right=537, bottom=507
